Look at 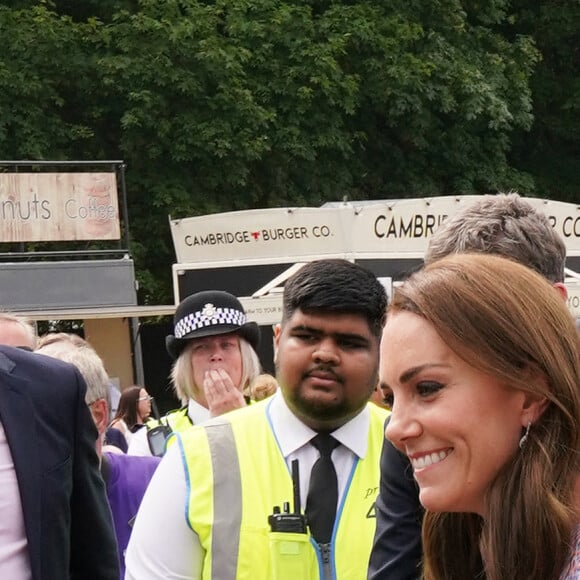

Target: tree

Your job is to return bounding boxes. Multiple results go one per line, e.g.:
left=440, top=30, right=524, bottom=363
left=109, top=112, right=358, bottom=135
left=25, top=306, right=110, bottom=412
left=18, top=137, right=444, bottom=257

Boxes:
left=509, top=0, right=580, bottom=202
left=0, top=5, right=100, bottom=159
left=0, top=0, right=556, bottom=303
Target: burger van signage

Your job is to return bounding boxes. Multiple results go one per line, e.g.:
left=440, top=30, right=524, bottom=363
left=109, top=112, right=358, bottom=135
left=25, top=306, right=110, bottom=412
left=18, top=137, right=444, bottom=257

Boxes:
left=170, top=196, right=580, bottom=264
left=170, top=206, right=352, bottom=263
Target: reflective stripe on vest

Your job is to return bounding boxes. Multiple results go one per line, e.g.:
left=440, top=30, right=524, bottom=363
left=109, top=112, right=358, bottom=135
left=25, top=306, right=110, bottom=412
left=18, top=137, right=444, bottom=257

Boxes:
left=205, top=421, right=241, bottom=579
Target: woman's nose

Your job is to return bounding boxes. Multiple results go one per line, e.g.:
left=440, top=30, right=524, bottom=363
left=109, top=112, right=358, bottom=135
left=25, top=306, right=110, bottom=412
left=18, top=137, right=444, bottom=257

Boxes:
left=385, top=399, right=422, bottom=447
left=209, top=346, right=224, bottom=360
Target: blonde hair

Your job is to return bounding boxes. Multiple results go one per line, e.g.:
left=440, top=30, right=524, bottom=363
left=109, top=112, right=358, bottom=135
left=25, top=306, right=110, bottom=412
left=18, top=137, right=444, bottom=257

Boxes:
left=248, top=373, right=278, bottom=401
left=170, top=335, right=261, bottom=405
left=390, top=253, right=580, bottom=580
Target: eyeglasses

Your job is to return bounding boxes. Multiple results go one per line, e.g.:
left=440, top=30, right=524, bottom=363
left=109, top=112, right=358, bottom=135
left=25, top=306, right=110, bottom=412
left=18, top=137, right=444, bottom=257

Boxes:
left=139, top=395, right=154, bottom=402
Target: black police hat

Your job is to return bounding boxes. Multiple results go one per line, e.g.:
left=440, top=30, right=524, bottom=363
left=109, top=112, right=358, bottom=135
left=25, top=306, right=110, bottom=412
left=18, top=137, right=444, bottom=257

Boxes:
left=166, top=290, right=260, bottom=360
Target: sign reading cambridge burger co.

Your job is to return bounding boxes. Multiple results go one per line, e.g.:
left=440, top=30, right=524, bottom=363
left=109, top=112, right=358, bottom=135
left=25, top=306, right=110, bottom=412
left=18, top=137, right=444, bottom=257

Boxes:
left=0, top=172, right=120, bottom=242
left=170, top=196, right=580, bottom=264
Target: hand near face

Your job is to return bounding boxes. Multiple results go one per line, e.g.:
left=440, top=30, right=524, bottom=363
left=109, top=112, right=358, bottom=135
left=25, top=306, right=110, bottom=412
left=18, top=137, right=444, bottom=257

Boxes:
left=204, top=369, right=246, bottom=417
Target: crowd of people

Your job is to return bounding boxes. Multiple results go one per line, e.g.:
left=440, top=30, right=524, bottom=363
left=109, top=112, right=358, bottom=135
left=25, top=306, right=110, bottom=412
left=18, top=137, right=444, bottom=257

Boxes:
left=0, top=193, right=578, bottom=579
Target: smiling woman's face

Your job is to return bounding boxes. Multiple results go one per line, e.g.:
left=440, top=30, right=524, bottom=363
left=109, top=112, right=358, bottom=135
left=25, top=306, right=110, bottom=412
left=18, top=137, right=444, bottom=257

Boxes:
left=381, top=310, right=527, bottom=515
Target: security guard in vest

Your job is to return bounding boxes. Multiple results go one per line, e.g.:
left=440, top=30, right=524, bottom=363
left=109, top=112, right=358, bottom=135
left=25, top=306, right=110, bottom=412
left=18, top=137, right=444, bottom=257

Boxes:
left=126, top=259, right=390, bottom=580
left=127, top=289, right=263, bottom=456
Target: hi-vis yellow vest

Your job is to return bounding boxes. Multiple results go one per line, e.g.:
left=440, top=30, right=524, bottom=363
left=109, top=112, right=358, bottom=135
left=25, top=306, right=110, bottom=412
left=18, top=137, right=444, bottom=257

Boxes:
left=146, top=406, right=192, bottom=433
left=175, top=398, right=389, bottom=580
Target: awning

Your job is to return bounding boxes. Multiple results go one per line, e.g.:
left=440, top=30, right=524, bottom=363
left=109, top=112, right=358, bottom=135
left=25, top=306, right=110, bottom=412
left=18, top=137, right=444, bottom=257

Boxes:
left=13, top=305, right=176, bottom=321
left=12, top=294, right=284, bottom=324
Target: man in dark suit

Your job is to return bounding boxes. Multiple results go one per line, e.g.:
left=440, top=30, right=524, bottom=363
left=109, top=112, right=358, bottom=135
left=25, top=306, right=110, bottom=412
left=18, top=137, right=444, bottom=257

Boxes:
left=0, top=344, right=119, bottom=579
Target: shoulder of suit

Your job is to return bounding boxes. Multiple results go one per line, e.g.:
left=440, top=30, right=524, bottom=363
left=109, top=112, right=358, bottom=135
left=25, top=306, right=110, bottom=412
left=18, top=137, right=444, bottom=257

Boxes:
left=0, top=346, right=17, bottom=373
left=0, top=344, right=77, bottom=378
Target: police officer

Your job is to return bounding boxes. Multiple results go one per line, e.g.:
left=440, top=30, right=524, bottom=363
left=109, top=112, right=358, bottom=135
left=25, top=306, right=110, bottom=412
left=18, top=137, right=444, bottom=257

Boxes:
left=127, top=290, right=262, bottom=456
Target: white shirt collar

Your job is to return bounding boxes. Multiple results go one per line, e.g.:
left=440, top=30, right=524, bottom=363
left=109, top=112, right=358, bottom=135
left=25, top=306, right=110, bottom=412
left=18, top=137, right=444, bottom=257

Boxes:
left=187, top=398, right=211, bottom=424
left=267, top=391, right=370, bottom=460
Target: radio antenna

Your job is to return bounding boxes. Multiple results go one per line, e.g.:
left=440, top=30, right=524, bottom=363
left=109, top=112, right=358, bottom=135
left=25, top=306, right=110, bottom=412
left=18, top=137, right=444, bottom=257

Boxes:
left=291, top=459, right=301, bottom=514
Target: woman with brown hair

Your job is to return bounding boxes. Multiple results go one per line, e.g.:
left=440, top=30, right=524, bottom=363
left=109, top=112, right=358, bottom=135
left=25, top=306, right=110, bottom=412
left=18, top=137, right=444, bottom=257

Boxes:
left=109, top=386, right=152, bottom=446
left=381, top=253, right=580, bottom=580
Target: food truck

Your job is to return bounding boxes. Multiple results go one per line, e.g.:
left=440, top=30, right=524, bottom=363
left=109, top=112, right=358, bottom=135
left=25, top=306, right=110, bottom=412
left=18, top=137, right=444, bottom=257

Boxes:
left=169, top=196, right=580, bottom=369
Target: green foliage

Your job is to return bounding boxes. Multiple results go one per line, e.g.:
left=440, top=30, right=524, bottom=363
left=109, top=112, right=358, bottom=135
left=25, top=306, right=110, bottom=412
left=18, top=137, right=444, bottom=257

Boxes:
left=0, top=0, right=575, bottom=302
left=509, top=0, right=580, bottom=201
left=0, top=6, right=91, bottom=158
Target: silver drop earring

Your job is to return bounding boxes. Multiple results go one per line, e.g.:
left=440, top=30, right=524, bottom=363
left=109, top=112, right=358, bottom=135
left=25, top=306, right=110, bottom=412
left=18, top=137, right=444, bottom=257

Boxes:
left=519, top=421, right=531, bottom=449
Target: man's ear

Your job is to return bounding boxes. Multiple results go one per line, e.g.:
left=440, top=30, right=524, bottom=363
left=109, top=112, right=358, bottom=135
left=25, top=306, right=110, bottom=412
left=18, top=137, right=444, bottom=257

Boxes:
left=273, top=324, right=282, bottom=364
left=89, top=398, right=109, bottom=436
left=553, top=282, right=568, bottom=301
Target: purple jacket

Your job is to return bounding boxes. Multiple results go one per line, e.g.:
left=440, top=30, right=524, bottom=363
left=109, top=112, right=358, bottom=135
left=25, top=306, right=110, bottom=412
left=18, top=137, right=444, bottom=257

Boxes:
left=102, top=452, right=161, bottom=578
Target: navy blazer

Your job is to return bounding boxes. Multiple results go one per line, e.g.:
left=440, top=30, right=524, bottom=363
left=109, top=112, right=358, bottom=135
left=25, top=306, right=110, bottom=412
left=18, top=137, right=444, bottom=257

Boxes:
left=0, top=346, right=119, bottom=580
left=368, top=425, right=424, bottom=580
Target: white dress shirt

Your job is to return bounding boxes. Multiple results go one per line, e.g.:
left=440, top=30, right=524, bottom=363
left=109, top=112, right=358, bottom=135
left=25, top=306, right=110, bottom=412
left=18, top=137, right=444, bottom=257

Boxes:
left=127, top=399, right=210, bottom=456
left=0, top=420, right=32, bottom=580
left=125, top=391, right=370, bottom=579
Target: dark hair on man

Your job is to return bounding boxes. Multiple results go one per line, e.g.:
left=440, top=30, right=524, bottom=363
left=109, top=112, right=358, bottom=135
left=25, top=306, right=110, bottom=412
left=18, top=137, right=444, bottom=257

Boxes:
left=425, top=193, right=567, bottom=283
left=282, top=259, right=388, bottom=337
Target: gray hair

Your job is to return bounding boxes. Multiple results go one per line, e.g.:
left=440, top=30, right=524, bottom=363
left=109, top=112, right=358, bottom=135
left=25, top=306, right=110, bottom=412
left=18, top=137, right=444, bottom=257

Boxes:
left=171, top=336, right=261, bottom=404
left=0, top=312, right=37, bottom=349
left=36, top=332, right=86, bottom=349
left=36, top=334, right=110, bottom=407
left=425, top=193, right=566, bottom=283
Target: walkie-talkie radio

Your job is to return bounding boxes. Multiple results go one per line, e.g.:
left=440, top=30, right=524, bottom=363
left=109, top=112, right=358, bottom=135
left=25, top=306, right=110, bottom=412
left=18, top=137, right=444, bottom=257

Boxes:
left=268, top=459, right=307, bottom=533
left=267, top=459, right=314, bottom=579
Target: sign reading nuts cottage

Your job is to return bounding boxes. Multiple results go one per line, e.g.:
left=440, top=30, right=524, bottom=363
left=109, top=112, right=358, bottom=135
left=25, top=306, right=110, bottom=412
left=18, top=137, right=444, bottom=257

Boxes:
left=0, top=172, right=121, bottom=242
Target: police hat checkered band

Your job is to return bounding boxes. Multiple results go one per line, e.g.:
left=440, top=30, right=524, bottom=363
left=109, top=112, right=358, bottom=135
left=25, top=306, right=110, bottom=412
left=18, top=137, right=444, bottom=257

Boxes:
left=174, top=307, right=247, bottom=339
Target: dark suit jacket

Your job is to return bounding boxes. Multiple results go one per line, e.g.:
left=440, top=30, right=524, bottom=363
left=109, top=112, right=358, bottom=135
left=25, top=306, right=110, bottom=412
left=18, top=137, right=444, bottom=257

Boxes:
left=368, top=424, right=424, bottom=580
left=0, top=345, right=119, bottom=580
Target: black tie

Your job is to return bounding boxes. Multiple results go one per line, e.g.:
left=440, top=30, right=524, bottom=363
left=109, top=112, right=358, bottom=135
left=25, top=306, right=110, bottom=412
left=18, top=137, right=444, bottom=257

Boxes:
left=306, top=433, right=340, bottom=544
